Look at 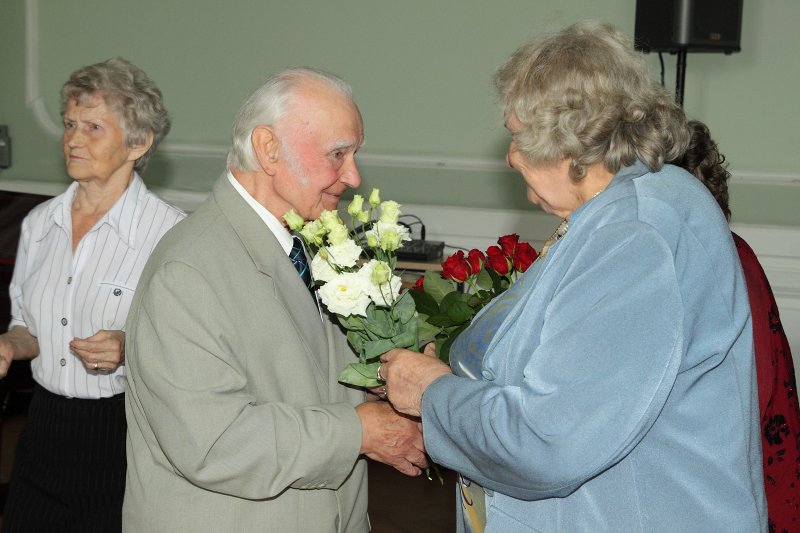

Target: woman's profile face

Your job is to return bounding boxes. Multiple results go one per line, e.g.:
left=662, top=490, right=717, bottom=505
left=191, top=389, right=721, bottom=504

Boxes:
left=504, top=113, right=577, bottom=218
left=62, top=93, right=144, bottom=185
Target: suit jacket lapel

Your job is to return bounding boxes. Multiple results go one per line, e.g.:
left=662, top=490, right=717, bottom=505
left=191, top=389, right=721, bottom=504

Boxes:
left=211, top=174, right=330, bottom=379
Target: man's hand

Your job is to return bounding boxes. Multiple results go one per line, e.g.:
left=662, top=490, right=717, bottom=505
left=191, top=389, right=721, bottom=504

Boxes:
left=380, top=348, right=452, bottom=417
left=70, top=330, right=125, bottom=373
left=356, top=401, right=428, bottom=476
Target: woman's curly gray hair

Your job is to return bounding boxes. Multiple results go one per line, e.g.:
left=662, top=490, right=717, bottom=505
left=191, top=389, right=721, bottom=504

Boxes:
left=60, top=57, right=170, bottom=173
left=494, top=21, right=689, bottom=180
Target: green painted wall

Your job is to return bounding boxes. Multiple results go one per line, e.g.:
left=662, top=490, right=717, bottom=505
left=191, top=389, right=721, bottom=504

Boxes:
left=1, top=0, right=799, bottom=225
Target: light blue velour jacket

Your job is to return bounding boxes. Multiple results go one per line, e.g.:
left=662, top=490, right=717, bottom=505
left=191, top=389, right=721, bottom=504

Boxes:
left=422, top=162, right=766, bottom=532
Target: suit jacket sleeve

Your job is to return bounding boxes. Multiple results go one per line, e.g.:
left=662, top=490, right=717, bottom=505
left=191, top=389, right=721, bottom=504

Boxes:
left=126, top=258, right=363, bottom=499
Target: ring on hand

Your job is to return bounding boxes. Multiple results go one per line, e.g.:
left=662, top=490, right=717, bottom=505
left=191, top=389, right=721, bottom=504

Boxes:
left=376, top=364, right=385, bottom=382
left=93, top=362, right=99, bottom=371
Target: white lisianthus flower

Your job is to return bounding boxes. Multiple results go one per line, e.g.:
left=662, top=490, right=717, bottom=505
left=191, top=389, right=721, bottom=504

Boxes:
left=326, top=239, right=363, bottom=268
left=358, top=260, right=402, bottom=306
left=300, top=219, right=326, bottom=246
left=379, top=201, right=401, bottom=224
left=310, top=251, right=338, bottom=283
left=368, top=188, right=381, bottom=208
left=319, top=210, right=342, bottom=231
left=283, top=209, right=305, bottom=231
left=347, top=194, right=364, bottom=217
left=357, top=210, right=370, bottom=224
left=326, top=224, right=350, bottom=246
left=370, top=260, right=390, bottom=285
left=366, top=221, right=411, bottom=252
left=318, top=272, right=372, bottom=317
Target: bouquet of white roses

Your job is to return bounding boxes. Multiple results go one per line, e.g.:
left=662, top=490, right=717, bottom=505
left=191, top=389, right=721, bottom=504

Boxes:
left=284, top=189, right=419, bottom=388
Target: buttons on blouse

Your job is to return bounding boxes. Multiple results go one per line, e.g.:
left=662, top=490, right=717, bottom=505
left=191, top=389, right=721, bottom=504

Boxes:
left=61, top=317, right=68, bottom=326
left=59, top=358, right=66, bottom=366
left=67, top=276, right=73, bottom=284
left=113, top=288, right=122, bottom=296
left=481, top=368, right=496, bottom=381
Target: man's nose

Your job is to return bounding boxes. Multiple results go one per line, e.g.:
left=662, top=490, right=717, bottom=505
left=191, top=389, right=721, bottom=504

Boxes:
left=340, top=156, right=361, bottom=188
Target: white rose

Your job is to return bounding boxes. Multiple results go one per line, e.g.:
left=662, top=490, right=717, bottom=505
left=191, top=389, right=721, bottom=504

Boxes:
left=310, top=252, right=338, bottom=283
left=326, top=239, right=363, bottom=268
left=317, top=272, right=372, bottom=317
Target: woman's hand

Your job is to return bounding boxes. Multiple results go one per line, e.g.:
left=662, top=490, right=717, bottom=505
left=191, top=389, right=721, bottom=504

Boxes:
left=379, top=348, right=452, bottom=417
left=70, top=330, right=125, bottom=373
left=0, top=326, right=40, bottom=378
left=0, top=336, right=13, bottom=378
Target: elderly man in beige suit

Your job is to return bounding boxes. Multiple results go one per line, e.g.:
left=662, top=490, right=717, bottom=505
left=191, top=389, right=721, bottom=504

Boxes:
left=122, top=67, right=427, bottom=532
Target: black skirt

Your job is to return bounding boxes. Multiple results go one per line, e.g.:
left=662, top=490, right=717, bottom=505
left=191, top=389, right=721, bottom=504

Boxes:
left=1, top=384, right=126, bottom=533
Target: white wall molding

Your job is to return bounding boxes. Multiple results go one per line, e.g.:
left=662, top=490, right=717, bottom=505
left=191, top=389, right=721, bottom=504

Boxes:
left=22, top=0, right=800, bottom=186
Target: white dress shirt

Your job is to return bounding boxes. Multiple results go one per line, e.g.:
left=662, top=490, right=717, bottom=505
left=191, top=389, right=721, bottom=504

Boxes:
left=227, top=171, right=293, bottom=253
left=227, top=171, right=321, bottom=314
left=9, top=173, right=185, bottom=399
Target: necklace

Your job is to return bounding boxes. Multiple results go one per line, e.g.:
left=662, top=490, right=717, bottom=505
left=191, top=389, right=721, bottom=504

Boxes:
left=538, top=185, right=607, bottom=259
left=538, top=218, right=568, bottom=258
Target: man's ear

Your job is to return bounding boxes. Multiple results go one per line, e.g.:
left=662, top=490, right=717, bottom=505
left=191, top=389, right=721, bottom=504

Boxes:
left=128, top=131, right=154, bottom=162
left=251, top=125, right=279, bottom=174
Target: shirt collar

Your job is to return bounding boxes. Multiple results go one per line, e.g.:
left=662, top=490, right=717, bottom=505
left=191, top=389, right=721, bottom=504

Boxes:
left=226, top=170, right=294, bottom=255
left=35, top=173, right=146, bottom=248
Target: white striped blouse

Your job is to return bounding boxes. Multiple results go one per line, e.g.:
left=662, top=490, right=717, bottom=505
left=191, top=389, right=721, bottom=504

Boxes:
left=8, top=173, right=186, bottom=399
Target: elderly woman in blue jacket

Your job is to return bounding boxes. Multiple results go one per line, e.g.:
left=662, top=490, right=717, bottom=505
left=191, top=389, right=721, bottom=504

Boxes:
left=379, top=21, right=766, bottom=533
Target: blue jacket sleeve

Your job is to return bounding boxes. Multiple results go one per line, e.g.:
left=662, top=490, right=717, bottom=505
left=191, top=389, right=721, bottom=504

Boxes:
left=421, top=221, right=684, bottom=500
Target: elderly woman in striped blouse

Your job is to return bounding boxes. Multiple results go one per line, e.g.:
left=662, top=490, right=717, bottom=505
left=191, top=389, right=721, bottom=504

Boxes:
left=0, top=57, right=185, bottom=533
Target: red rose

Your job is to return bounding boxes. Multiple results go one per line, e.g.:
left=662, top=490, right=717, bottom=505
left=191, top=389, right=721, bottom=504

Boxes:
left=413, top=275, right=425, bottom=292
left=441, top=250, right=472, bottom=282
left=466, top=249, right=485, bottom=275
left=485, top=246, right=510, bottom=275
left=512, top=242, right=538, bottom=272
left=497, top=234, right=520, bottom=257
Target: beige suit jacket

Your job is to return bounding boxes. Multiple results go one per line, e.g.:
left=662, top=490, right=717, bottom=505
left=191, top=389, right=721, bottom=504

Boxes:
left=123, top=174, right=368, bottom=532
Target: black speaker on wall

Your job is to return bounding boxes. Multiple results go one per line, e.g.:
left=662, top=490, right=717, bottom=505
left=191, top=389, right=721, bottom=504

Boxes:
left=635, top=0, right=743, bottom=54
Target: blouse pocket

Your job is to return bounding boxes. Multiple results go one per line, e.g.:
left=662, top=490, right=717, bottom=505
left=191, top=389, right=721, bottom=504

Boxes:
left=94, top=281, right=136, bottom=331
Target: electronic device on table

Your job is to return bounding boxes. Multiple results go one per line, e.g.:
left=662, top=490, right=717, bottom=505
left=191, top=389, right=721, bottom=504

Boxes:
left=396, top=239, right=445, bottom=262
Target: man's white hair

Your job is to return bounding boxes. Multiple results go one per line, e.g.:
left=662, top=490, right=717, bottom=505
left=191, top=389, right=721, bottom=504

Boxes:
left=227, top=67, right=353, bottom=171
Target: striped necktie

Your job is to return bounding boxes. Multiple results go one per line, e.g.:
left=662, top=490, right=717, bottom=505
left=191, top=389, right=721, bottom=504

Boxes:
left=289, top=236, right=314, bottom=294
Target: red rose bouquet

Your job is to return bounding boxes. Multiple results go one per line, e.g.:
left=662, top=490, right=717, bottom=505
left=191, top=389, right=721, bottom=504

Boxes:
left=409, top=234, right=537, bottom=362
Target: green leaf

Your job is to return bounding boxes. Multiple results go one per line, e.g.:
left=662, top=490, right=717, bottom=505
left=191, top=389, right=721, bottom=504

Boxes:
left=426, top=311, right=459, bottom=328
left=363, top=338, right=396, bottom=359
left=392, top=291, right=416, bottom=324
left=409, top=289, right=439, bottom=317
left=338, top=361, right=382, bottom=388
left=438, top=323, right=469, bottom=364
left=476, top=268, right=493, bottom=290
left=338, top=314, right=367, bottom=331
left=486, top=268, right=505, bottom=294
left=364, top=305, right=393, bottom=338
left=422, top=271, right=456, bottom=304
left=391, top=325, right=418, bottom=350
left=440, top=291, right=475, bottom=324
left=417, top=318, right=443, bottom=343
left=346, top=330, right=365, bottom=358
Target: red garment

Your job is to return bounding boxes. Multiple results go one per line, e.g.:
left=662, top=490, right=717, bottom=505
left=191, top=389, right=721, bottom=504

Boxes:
left=734, top=232, right=800, bottom=532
